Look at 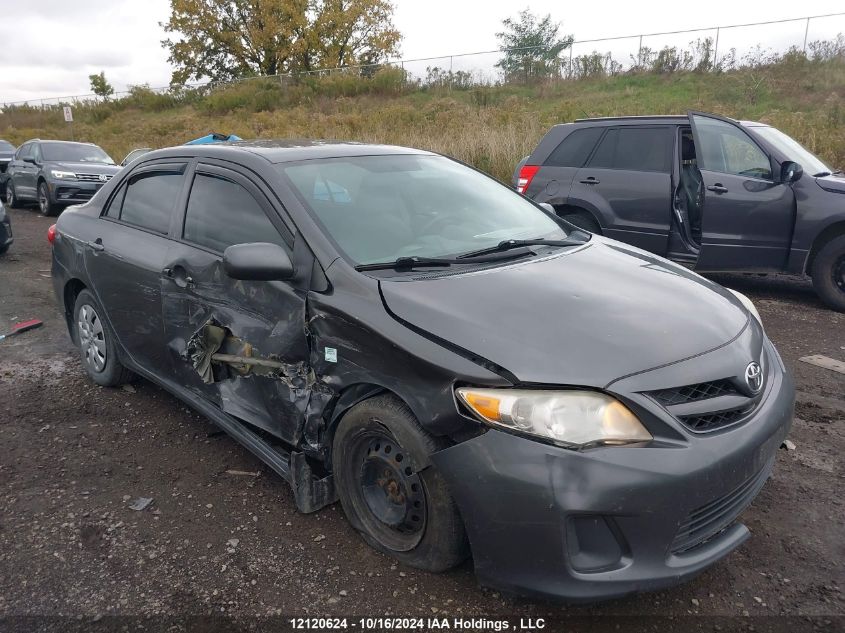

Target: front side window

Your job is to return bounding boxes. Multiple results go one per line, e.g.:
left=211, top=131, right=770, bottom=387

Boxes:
left=588, top=127, right=672, bottom=172
left=545, top=127, right=604, bottom=168
left=119, top=171, right=183, bottom=234
left=41, top=142, right=114, bottom=165
left=692, top=116, right=772, bottom=180
left=183, top=173, right=287, bottom=253
left=281, top=154, right=566, bottom=265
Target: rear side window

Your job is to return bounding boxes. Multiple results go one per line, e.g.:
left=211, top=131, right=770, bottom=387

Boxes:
left=588, top=127, right=672, bottom=172
left=545, top=127, right=604, bottom=167
left=119, top=171, right=183, bottom=234
left=182, top=173, right=287, bottom=253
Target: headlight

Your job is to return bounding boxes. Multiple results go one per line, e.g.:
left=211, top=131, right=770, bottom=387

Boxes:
left=456, top=388, right=652, bottom=448
left=50, top=170, right=76, bottom=180
left=727, top=289, right=762, bottom=327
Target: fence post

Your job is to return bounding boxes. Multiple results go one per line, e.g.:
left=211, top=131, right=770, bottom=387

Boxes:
left=569, top=45, right=573, bottom=79
left=713, top=27, right=720, bottom=70
left=803, top=17, right=811, bottom=53
left=449, top=55, right=453, bottom=89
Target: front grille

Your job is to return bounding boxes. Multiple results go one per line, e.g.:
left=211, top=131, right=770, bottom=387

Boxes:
left=649, top=379, right=739, bottom=406
left=671, top=458, right=773, bottom=554
left=678, top=405, right=754, bottom=432
left=75, top=173, right=113, bottom=182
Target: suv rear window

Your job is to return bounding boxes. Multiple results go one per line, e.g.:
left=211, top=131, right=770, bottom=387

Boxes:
left=545, top=127, right=604, bottom=168
left=589, top=127, right=672, bottom=172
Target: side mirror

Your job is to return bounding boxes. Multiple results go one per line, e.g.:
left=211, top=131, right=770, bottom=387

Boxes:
left=23, top=157, right=37, bottom=165
left=781, top=161, right=803, bottom=183
left=538, top=202, right=555, bottom=214
left=223, top=242, right=294, bottom=281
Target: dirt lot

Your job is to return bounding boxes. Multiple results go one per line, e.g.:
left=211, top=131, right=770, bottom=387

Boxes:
left=0, top=205, right=843, bottom=631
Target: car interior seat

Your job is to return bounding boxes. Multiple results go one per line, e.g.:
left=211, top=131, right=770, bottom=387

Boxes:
left=680, top=134, right=703, bottom=243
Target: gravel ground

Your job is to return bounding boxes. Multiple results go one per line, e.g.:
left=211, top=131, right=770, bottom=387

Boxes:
left=0, top=205, right=842, bottom=631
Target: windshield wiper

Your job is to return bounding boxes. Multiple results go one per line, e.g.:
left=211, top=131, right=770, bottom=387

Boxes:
left=355, top=256, right=458, bottom=271
left=456, top=237, right=589, bottom=260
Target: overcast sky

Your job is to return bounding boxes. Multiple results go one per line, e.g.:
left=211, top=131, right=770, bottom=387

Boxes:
left=2, top=0, right=844, bottom=103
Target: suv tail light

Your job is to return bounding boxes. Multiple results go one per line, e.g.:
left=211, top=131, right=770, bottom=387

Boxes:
left=516, top=165, right=540, bottom=194
left=47, top=224, right=57, bottom=245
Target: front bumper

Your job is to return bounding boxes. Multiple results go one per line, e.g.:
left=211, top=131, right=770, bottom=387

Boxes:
left=432, top=346, right=794, bottom=602
left=47, top=179, right=107, bottom=205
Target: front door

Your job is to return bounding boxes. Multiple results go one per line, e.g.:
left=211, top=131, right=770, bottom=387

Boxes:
left=688, top=112, right=794, bottom=271
left=84, top=162, right=188, bottom=373
left=569, top=125, right=675, bottom=255
left=160, top=162, right=310, bottom=444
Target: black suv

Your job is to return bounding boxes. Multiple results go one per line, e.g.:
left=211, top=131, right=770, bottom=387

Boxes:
left=5, top=140, right=120, bottom=216
left=515, top=112, right=845, bottom=311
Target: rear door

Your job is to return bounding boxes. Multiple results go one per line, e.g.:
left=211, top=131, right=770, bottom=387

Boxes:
left=569, top=125, right=675, bottom=255
left=161, top=162, right=310, bottom=443
left=688, top=112, right=794, bottom=270
left=528, top=126, right=604, bottom=205
left=84, top=161, right=188, bottom=373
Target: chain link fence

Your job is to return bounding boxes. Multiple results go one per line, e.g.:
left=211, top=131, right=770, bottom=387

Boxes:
left=2, top=12, right=845, bottom=109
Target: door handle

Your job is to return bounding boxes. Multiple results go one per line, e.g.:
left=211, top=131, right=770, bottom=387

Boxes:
left=707, top=184, right=728, bottom=194
left=579, top=177, right=600, bottom=185
left=87, top=239, right=104, bottom=252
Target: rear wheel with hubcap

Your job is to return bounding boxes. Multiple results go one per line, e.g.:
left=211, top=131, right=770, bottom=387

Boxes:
left=332, top=394, right=468, bottom=572
left=73, top=289, right=134, bottom=386
left=811, top=234, right=845, bottom=312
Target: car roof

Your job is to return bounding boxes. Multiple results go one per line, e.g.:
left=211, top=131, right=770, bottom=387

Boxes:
left=142, top=139, right=434, bottom=164
left=572, top=115, right=765, bottom=127
left=24, top=139, right=99, bottom=146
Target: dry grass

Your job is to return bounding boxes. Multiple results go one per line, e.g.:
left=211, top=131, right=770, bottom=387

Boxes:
left=2, top=57, right=843, bottom=182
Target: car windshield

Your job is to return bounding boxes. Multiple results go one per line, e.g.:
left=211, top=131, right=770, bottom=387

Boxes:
left=0, top=140, right=14, bottom=151
left=750, top=126, right=832, bottom=176
left=123, top=148, right=151, bottom=163
left=280, top=154, right=567, bottom=265
left=41, top=142, right=114, bottom=164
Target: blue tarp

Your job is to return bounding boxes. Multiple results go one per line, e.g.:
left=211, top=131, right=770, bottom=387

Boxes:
left=184, top=133, right=243, bottom=145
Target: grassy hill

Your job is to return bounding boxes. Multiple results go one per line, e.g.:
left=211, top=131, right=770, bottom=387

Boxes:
left=2, top=55, right=844, bottom=182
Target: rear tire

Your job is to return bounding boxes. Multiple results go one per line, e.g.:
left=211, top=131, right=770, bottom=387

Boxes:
left=811, top=234, right=845, bottom=312
left=332, top=394, right=469, bottom=572
left=561, top=210, right=601, bottom=234
left=73, top=289, right=135, bottom=386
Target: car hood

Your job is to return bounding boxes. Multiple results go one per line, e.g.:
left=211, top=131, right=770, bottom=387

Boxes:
left=0, top=152, right=13, bottom=160
left=52, top=161, right=120, bottom=174
left=379, top=239, right=750, bottom=386
left=815, top=173, right=845, bottom=194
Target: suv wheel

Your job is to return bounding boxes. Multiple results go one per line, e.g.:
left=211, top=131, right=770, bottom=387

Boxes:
left=5, top=181, right=17, bottom=208
left=811, top=234, right=845, bottom=312
left=332, top=394, right=469, bottom=572
left=73, top=289, right=135, bottom=386
left=38, top=182, right=59, bottom=216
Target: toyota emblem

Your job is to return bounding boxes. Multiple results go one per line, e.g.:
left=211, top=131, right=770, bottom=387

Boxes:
left=745, top=362, right=763, bottom=394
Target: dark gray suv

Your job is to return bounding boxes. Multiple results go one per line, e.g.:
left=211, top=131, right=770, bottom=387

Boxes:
left=515, top=112, right=845, bottom=311
left=5, top=139, right=120, bottom=216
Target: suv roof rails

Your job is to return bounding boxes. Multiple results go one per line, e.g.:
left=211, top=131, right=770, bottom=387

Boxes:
left=573, top=115, right=686, bottom=123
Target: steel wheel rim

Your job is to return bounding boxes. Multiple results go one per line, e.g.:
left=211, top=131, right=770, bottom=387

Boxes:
left=38, top=185, right=48, bottom=214
left=77, top=304, right=106, bottom=372
left=351, top=430, right=427, bottom=551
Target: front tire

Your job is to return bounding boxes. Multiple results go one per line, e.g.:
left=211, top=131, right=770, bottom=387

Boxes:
left=811, top=234, right=845, bottom=312
left=332, top=395, right=469, bottom=572
left=6, top=181, right=17, bottom=208
left=38, top=181, right=60, bottom=216
left=73, top=289, right=134, bottom=386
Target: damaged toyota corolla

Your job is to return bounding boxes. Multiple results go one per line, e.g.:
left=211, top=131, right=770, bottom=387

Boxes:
left=50, top=140, right=794, bottom=601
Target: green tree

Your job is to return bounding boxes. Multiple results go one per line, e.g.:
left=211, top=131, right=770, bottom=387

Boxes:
left=495, top=9, right=573, bottom=83
left=88, top=71, right=114, bottom=99
left=161, top=0, right=401, bottom=85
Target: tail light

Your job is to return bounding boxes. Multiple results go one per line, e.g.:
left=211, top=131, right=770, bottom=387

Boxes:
left=516, top=165, right=540, bottom=194
left=47, top=224, right=57, bottom=244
